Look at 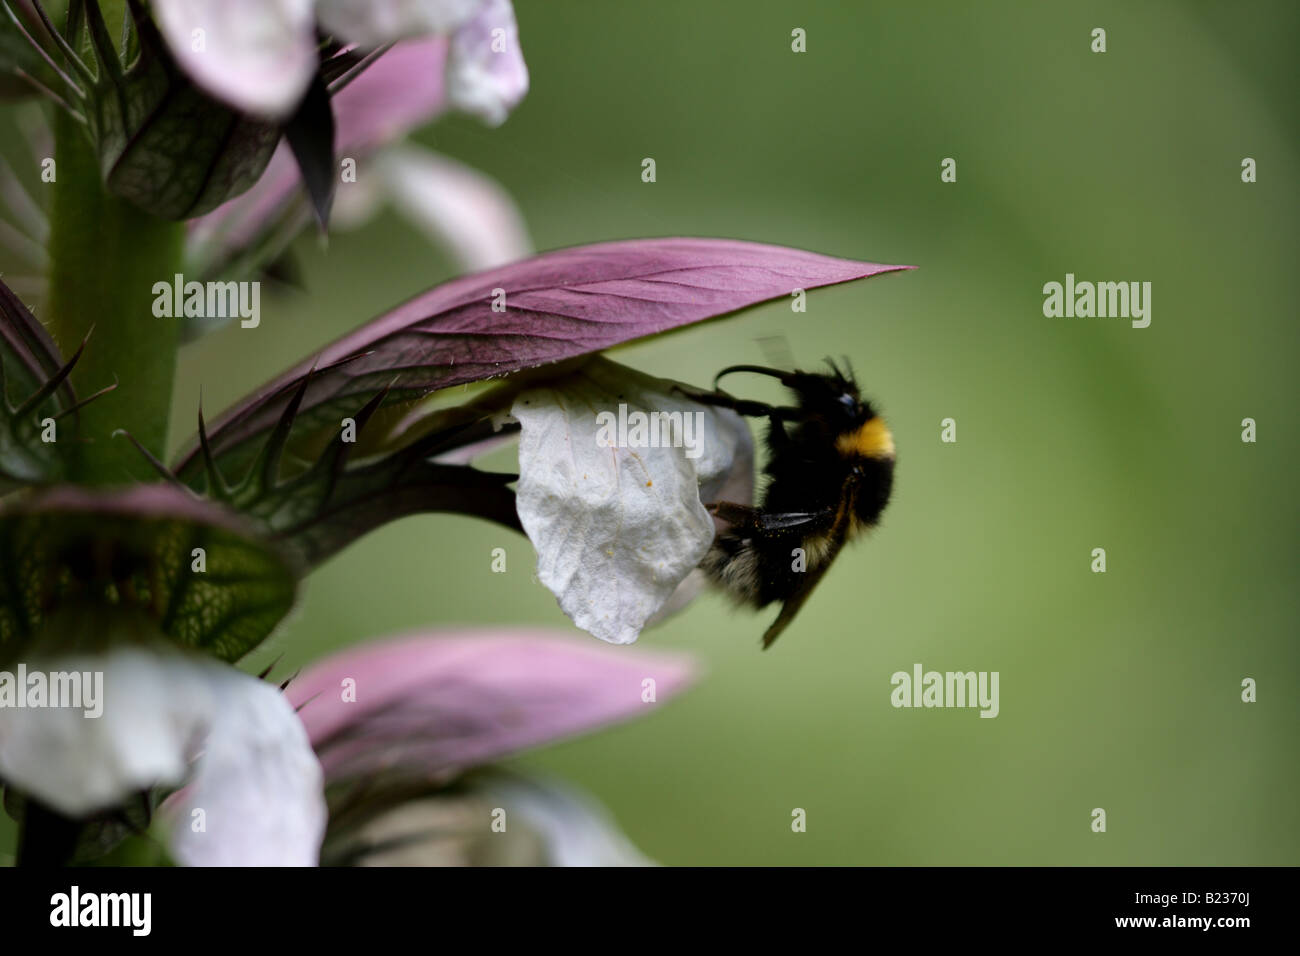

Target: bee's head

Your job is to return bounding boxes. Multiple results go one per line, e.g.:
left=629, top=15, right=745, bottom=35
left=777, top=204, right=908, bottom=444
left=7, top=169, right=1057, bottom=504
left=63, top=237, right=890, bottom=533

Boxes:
left=814, top=360, right=894, bottom=464
left=711, top=360, right=892, bottom=456
left=808, top=357, right=872, bottom=421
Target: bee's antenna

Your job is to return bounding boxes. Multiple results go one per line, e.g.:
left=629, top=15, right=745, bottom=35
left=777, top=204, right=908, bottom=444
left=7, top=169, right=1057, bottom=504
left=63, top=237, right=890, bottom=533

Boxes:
left=713, top=364, right=799, bottom=390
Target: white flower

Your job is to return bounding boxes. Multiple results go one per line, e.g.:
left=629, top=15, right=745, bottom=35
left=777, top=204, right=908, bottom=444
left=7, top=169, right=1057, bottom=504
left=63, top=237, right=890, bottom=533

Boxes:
left=315, top=0, right=482, bottom=45
left=479, top=773, right=655, bottom=866
left=512, top=357, right=753, bottom=645
left=151, top=0, right=320, bottom=119
left=334, top=144, right=531, bottom=270
left=152, top=0, right=526, bottom=121
left=334, top=772, right=655, bottom=866
left=444, top=0, right=529, bottom=126
left=186, top=36, right=531, bottom=287
left=0, top=645, right=325, bottom=866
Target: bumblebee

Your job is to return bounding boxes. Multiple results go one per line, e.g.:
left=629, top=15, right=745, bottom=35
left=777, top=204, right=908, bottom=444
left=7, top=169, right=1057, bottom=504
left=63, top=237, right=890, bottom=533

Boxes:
left=691, top=360, right=895, bottom=649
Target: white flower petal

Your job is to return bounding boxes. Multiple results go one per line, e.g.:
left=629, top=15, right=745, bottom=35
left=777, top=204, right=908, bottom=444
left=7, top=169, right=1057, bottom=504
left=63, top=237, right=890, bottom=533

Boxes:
left=513, top=358, right=752, bottom=645
left=316, top=0, right=482, bottom=47
left=647, top=415, right=755, bottom=626
left=479, top=773, right=655, bottom=866
left=334, top=773, right=653, bottom=866
left=0, top=647, right=216, bottom=815
left=167, top=673, right=325, bottom=867
left=0, top=646, right=325, bottom=865
left=152, top=0, right=318, bottom=120
left=373, top=145, right=531, bottom=270
left=444, top=0, right=529, bottom=125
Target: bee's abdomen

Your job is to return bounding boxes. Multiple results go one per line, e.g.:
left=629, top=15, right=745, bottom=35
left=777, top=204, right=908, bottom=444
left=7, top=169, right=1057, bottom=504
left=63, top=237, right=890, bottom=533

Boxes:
left=701, top=528, right=820, bottom=608
left=700, top=531, right=766, bottom=607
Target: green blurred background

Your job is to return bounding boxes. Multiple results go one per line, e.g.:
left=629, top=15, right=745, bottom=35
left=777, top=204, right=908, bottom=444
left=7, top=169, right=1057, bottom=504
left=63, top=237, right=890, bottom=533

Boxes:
left=5, top=0, right=1299, bottom=864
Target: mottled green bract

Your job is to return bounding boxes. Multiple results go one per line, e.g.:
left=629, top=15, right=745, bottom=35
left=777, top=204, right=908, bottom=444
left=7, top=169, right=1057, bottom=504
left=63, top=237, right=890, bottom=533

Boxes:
left=0, top=489, right=298, bottom=667
left=87, top=46, right=279, bottom=220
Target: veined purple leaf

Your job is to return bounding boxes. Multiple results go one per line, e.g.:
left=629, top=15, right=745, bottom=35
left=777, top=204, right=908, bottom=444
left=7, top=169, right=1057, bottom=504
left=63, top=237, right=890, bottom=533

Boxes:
left=174, top=238, right=912, bottom=480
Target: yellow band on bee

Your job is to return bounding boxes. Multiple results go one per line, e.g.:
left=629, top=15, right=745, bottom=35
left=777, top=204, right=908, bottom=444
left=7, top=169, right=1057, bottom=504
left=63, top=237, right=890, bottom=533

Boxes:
left=836, top=416, right=895, bottom=460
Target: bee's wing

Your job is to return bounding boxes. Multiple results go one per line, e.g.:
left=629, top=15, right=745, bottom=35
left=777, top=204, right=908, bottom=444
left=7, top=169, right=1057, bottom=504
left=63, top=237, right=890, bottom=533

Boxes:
left=761, top=517, right=850, bottom=650
left=755, top=333, right=796, bottom=372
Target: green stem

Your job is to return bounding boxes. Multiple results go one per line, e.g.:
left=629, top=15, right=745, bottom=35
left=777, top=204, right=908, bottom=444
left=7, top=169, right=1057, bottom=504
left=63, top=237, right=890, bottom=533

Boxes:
left=45, top=108, right=183, bottom=485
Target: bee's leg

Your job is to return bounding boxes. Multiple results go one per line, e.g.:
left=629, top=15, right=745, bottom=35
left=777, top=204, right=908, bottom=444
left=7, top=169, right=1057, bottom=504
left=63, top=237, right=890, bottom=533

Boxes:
left=764, top=410, right=793, bottom=452
left=706, top=501, right=833, bottom=535
left=705, top=500, right=762, bottom=529
left=696, top=391, right=796, bottom=452
left=670, top=384, right=800, bottom=420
